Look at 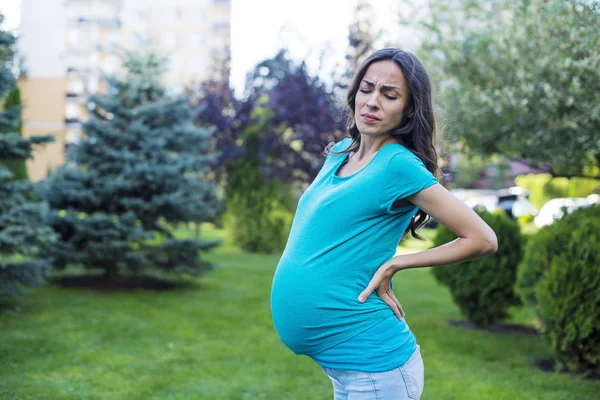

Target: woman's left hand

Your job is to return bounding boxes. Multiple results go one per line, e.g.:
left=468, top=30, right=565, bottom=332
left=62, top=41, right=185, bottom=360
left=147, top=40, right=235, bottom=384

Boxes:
left=357, top=259, right=405, bottom=320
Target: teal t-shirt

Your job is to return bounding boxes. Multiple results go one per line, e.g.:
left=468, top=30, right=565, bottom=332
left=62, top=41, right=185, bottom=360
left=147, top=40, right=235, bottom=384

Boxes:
left=270, top=137, right=438, bottom=371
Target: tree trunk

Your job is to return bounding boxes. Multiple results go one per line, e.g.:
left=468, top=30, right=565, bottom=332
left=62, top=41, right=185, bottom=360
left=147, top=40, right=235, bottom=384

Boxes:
left=103, top=263, right=119, bottom=281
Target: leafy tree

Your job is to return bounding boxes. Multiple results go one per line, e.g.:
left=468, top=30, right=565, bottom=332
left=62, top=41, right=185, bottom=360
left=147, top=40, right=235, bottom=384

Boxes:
left=515, top=173, right=599, bottom=209
left=206, top=50, right=344, bottom=185
left=419, top=0, right=600, bottom=179
left=195, top=51, right=344, bottom=252
left=39, top=48, right=222, bottom=281
left=0, top=13, right=55, bottom=296
left=335, top=0, right=378, bottom=97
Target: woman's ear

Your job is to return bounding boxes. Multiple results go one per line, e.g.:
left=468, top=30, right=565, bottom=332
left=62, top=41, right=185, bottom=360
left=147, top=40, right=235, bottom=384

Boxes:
left=406, top=103, right=415, bottom=119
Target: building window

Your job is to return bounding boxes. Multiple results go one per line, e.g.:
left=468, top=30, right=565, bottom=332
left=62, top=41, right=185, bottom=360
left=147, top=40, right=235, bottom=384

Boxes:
left=97, top=4, right=118, bottom=20
left=66, top=130, right=82, bottom=145
left=136, top=9, right=148, bottom=21
left=102, top=56, right=120, bottom=74
left=193, top=10, right=206, bottom=21
left=87, top=76, right=99, bottom=94
left=65, top=104, right=81, bottom=119
left=66, top=5, right=87, bottom=20
left=191, top=33, right=205, bottom=48
left=213, top=22, right=230, bottom=33
left=66, top=79, right=85, bottom=95
left=164, top=32, right=179, bottom=48
left=68, top=29, right=79, bottom=45
left=67, top=54, right=87, bottom=69
left=169, top=8, right=182, bottom=21
left=104, top=31, right=120, bottom=50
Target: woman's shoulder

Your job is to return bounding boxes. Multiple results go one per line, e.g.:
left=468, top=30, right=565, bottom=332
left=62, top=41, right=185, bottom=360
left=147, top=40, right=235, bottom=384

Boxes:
left=388, top=144, right=426, bottom=164
left=386, top=146, right=433, bottom=177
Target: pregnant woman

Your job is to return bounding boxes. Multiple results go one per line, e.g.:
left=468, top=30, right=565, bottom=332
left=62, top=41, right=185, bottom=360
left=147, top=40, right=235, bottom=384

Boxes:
left=270, top=48, right=498, bottom=400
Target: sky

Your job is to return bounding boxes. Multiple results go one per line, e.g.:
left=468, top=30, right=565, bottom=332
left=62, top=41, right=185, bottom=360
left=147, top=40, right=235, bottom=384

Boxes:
left=0, top=0, right=404, bottom=95
left=230, top=0, right=358, bottom=94
left=0, top=0, right=21, bottom=32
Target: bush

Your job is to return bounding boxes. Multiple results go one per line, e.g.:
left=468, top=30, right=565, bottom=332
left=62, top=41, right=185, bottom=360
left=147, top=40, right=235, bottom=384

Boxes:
left=516, top=205, right=600, bottom=376
left=224, top=160, right=294, bottom=254
left=517, top=205, right=600, bottom=309
left=535, top=216, right=600, bottom=375
left=432, top=210, right=523, bottom=327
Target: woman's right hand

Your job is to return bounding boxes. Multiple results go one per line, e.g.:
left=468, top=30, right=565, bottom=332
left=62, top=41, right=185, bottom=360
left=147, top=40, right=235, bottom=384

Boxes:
left=358, top=260, right=405, bottom=320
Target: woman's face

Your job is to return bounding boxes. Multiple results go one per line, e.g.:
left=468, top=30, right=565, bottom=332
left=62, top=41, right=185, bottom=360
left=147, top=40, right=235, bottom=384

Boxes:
left=354, top=60, right=411, bottom=137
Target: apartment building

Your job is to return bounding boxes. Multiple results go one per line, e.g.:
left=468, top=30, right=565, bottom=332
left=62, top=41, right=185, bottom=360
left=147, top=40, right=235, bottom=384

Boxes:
left=18, top=0, right=68, bottom=181
left=120, top=0, right=231, bottom=91
left=18, top=0, right=231, bottom=181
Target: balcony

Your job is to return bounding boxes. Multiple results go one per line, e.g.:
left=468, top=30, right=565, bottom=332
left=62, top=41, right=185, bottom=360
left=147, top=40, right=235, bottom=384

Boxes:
left=66, top=67, right=95, bottom=78
left=65, top=91, right=89, bottom=103
left=64, top=118, right=82, bottom=129
left=68, top=17, right=121, bottom=29
left=65, top=0, right=121, bottom=5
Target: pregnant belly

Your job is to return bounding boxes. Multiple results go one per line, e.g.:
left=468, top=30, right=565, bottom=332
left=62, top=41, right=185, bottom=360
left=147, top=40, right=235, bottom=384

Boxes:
left=270, top=269, right=392, bottom=355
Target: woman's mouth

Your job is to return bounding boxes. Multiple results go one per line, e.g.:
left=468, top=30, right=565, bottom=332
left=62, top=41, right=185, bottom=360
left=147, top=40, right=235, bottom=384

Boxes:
left=361, top=114, right=380, bottom=123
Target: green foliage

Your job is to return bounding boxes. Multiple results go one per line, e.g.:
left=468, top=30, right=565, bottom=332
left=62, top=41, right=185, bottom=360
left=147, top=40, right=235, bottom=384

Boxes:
left=515, top=174, right=599, bottom=209
left=432, top=211, right=523, bottom=327
left=534, top=213, right=600, bottom=375
left=420, top=0, right=600, bottom=179
left=3, top=232, right=600, bottom=398
left=224, top=159, right=293, bottom=254
left=221, top=97, right=294, bottom=254
left=39, top=48, right=222, bottom=280
left=337, top=0, right=378, bottom=95
left=0, top=84, right=28, bottom=182
left=0, top=16, right=55, bottom=296
left=517, top=205, right=600, bottom=310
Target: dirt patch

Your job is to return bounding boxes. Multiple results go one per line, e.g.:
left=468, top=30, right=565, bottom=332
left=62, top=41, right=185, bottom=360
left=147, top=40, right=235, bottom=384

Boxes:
left=535, top=358, right=600, bottom=381
left=447, top=320, right=540, bottom=335
left=447, top=320, right=600, bottom=380
left=52, top=274, right=193, bottom=291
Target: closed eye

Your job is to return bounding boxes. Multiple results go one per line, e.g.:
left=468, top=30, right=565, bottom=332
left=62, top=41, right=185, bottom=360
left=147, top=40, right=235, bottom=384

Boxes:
left=360, top=89, right=397, bottom=100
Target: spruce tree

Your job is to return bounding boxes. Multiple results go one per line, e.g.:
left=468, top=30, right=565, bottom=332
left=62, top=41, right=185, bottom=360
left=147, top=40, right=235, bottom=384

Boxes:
left=0, top=14, right=55, bottom=296
left=40, top=48, right=222, bottom=282
left=1, top=84, right=29, bottom=181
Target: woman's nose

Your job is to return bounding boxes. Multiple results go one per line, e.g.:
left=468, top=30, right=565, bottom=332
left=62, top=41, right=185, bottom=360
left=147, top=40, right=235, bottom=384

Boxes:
left=366, top=93, right=380, bottom=109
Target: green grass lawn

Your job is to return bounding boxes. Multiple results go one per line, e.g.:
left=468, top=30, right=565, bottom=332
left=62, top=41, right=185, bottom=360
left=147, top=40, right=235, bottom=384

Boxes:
left=1, top=226, right=598, bottom=400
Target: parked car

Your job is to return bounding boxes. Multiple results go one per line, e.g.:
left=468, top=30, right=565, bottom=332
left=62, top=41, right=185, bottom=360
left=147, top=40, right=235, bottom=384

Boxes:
left=424, top=187, right=537, bottom=229
left=495, top=187, right=536, bottom=220
left=534, top=197, right=590, bottom=228
left=454, top=187, right=536, bottom=220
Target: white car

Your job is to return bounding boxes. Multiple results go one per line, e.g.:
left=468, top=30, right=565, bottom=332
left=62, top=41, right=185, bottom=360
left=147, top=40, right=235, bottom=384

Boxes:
left=534, top=197, right=590, bottom=228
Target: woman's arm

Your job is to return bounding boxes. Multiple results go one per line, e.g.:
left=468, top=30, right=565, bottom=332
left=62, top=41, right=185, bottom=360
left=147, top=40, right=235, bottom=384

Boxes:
left=358, top=183, right=498, bottom=307
left=391, top=183, right=498, bottom=272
